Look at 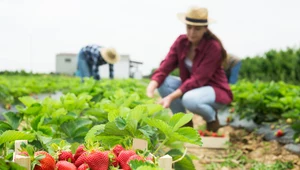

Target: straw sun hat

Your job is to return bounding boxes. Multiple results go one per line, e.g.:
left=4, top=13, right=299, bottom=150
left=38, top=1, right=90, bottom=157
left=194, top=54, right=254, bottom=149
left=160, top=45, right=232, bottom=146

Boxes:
left=177, top=6, right=215, bottom=26
left=100, top=47, right=120, bottom=64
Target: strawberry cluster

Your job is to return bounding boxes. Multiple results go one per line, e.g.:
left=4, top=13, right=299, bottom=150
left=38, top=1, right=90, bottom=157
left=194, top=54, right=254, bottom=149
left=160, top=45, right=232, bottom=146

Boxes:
left=25, top=144, right=155, bottom=170
left=198, top=130, right=225, bottom=137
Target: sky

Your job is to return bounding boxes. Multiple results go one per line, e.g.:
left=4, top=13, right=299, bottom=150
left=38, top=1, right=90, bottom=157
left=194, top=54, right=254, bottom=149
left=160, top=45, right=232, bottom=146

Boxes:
left=0, top=0, right=300, bottom=75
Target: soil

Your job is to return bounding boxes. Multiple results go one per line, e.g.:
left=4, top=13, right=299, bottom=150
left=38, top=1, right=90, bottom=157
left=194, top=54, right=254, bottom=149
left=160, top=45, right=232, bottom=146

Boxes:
left=187, top=115, right=300, bottom=170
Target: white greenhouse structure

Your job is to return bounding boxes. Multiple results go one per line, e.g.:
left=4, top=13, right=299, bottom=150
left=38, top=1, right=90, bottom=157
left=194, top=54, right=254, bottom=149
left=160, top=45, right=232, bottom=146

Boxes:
left=55, top=53, right=143, bottom=79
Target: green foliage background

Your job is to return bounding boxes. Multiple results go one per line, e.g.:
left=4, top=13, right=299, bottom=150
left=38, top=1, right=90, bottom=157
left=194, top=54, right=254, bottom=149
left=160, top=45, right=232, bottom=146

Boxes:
left=239, top=47, right=300, bottom=84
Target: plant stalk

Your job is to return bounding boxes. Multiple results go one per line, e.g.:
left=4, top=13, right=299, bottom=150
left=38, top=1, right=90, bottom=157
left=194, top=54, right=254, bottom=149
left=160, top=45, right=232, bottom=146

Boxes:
left=153, top=137, right=168, bottom=155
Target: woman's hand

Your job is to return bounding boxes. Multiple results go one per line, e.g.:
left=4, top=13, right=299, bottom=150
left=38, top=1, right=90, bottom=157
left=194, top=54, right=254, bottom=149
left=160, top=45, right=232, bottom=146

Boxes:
left=146, top=80, right=158, bottom=98
left=159, top=96, right=173, bottom=108
left=158, top=89, right=183, bottom=108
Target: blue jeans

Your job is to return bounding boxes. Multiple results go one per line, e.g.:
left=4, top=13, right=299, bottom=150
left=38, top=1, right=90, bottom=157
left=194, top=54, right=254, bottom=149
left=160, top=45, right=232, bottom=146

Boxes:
left=76, top=50, right=92, bottom=81
left=229, top=61, right=242, bottom=84
left=158, top=76, right=225, bottom=122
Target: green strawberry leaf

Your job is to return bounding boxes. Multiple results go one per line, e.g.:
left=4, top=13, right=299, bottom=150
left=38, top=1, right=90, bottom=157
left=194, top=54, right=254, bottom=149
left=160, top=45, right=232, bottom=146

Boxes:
left=38, top=126, right=53, bottom=136
left=15, top=105, right=25, bottom=113
left=85, top=125, right=105, bottom=142
left=0, top=130, right=35, bottom=145
left=122, top=93, right=140, bottom=107
left=171, top=127, right=202, bottom=145
left=124, top=106, right=148, bottom=135
left=33, top=132, right=53, bottom=150
left=24, top=103, right=42, bottom=115
left=144, top=118, right=173, bottom=137
left=107, top=109, right=118, bottom=122
left=0, top=121, right=13, bottom=133
left=115, top=117, right=127, bottom=130
left=129, top=160, right=157, bottom=169
left=119, top=106, right=131, bottom=118
left=57, top=115, right=76, bottom=125
left=60, top=123, right=73, bottom=137
left=3, top=112, right=21, bottom=130
left=31, top=115, right=43, bottom=131
left=73, top=126, right=90, bottom=138
left=101, top=101, right=118, bottom=113
left=126, top=119, right=138, bottom=136
left=144, top=104, right=163, bottom=116
left=18, top=96, right=38, bottom=107
left=169, top=113, right=193, bottom=131
left=50, top=109, right=75, bottom=125
left=94, top=136, right=125, bottom=148
left=52, top=108, right=67, bottom=118
left=128, top=105, right=147, bottom=122
left=152, top=110, right=171, bottom=123
left=167, top=149, right=195, bottom=170
left=85, top=108, right=108, bottom=121
left=60, top=119, right=92, bottom=138
left=103, top=122, right=131, bottom=136
left=136, top=166, right=163, bottom=170
left=0, top=158, right=27, bottom=170
left=138, top=125, right=157, bottom=139
left=35, top=132, right=53, bottom=144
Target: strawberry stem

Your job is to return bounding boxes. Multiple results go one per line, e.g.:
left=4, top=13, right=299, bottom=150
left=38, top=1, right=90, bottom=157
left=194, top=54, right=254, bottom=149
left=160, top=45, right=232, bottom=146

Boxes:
left=153, top=137, right=168, bottom=155
left=172, top=147, right=187, bottom=163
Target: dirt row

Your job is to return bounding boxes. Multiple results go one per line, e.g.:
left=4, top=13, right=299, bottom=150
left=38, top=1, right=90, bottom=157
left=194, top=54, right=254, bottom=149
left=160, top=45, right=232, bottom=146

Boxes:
left=187, top=115, right=300, bottom=170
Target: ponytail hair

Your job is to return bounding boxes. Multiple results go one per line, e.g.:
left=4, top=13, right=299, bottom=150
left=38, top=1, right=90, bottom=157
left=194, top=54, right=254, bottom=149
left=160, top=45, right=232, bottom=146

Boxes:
left=204, top=29, right=227, bottom=66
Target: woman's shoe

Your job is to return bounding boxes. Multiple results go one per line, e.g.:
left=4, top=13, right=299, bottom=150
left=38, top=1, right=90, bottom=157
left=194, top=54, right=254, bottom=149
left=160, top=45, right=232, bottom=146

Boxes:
left=206, top=114, right=220, bottom=132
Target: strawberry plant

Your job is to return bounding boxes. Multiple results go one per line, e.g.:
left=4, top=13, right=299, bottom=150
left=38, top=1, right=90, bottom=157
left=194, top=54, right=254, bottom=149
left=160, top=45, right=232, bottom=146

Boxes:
left=231, top=80, right=300, bottom=124
left=282, top=111, right=300, bottom=141
left=84, top=110, right=200, bottom=170
left=0, top=84, right=14, bottom=105
left=0, top=77, right=203, bottom=169
left=0, top=74, right=81, bottom=105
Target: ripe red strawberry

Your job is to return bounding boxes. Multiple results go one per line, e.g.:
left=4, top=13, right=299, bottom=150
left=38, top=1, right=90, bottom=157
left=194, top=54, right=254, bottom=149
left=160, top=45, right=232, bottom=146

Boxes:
left=145, top=154, right=154, bottom=163
left=104, top=150, right=118, bottom=167
left=74, top=145, right=85, bottom=160
left=117, top=150, right=136, bottom=170
left=86, top=151, right=109, bottom=170
left=275, top=129, right=284, bottom=137
left=203, top=130, right=211, bottom=136
left=211, top=132, right=218, bottom=137
left=59, top=151, right=74, bottom=163
left=78, top=163, right=89, bottom=170
left=56, top=161, right=77, bottom=170
left=34, top=151, right=56, bottom=170
left=126, top=154, right=144, bottom=165
left=198, top=130, right=204, bottom=136
left=75, top=152, right=88, bottom=167
left=112, top=144, right=125, bottom=156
